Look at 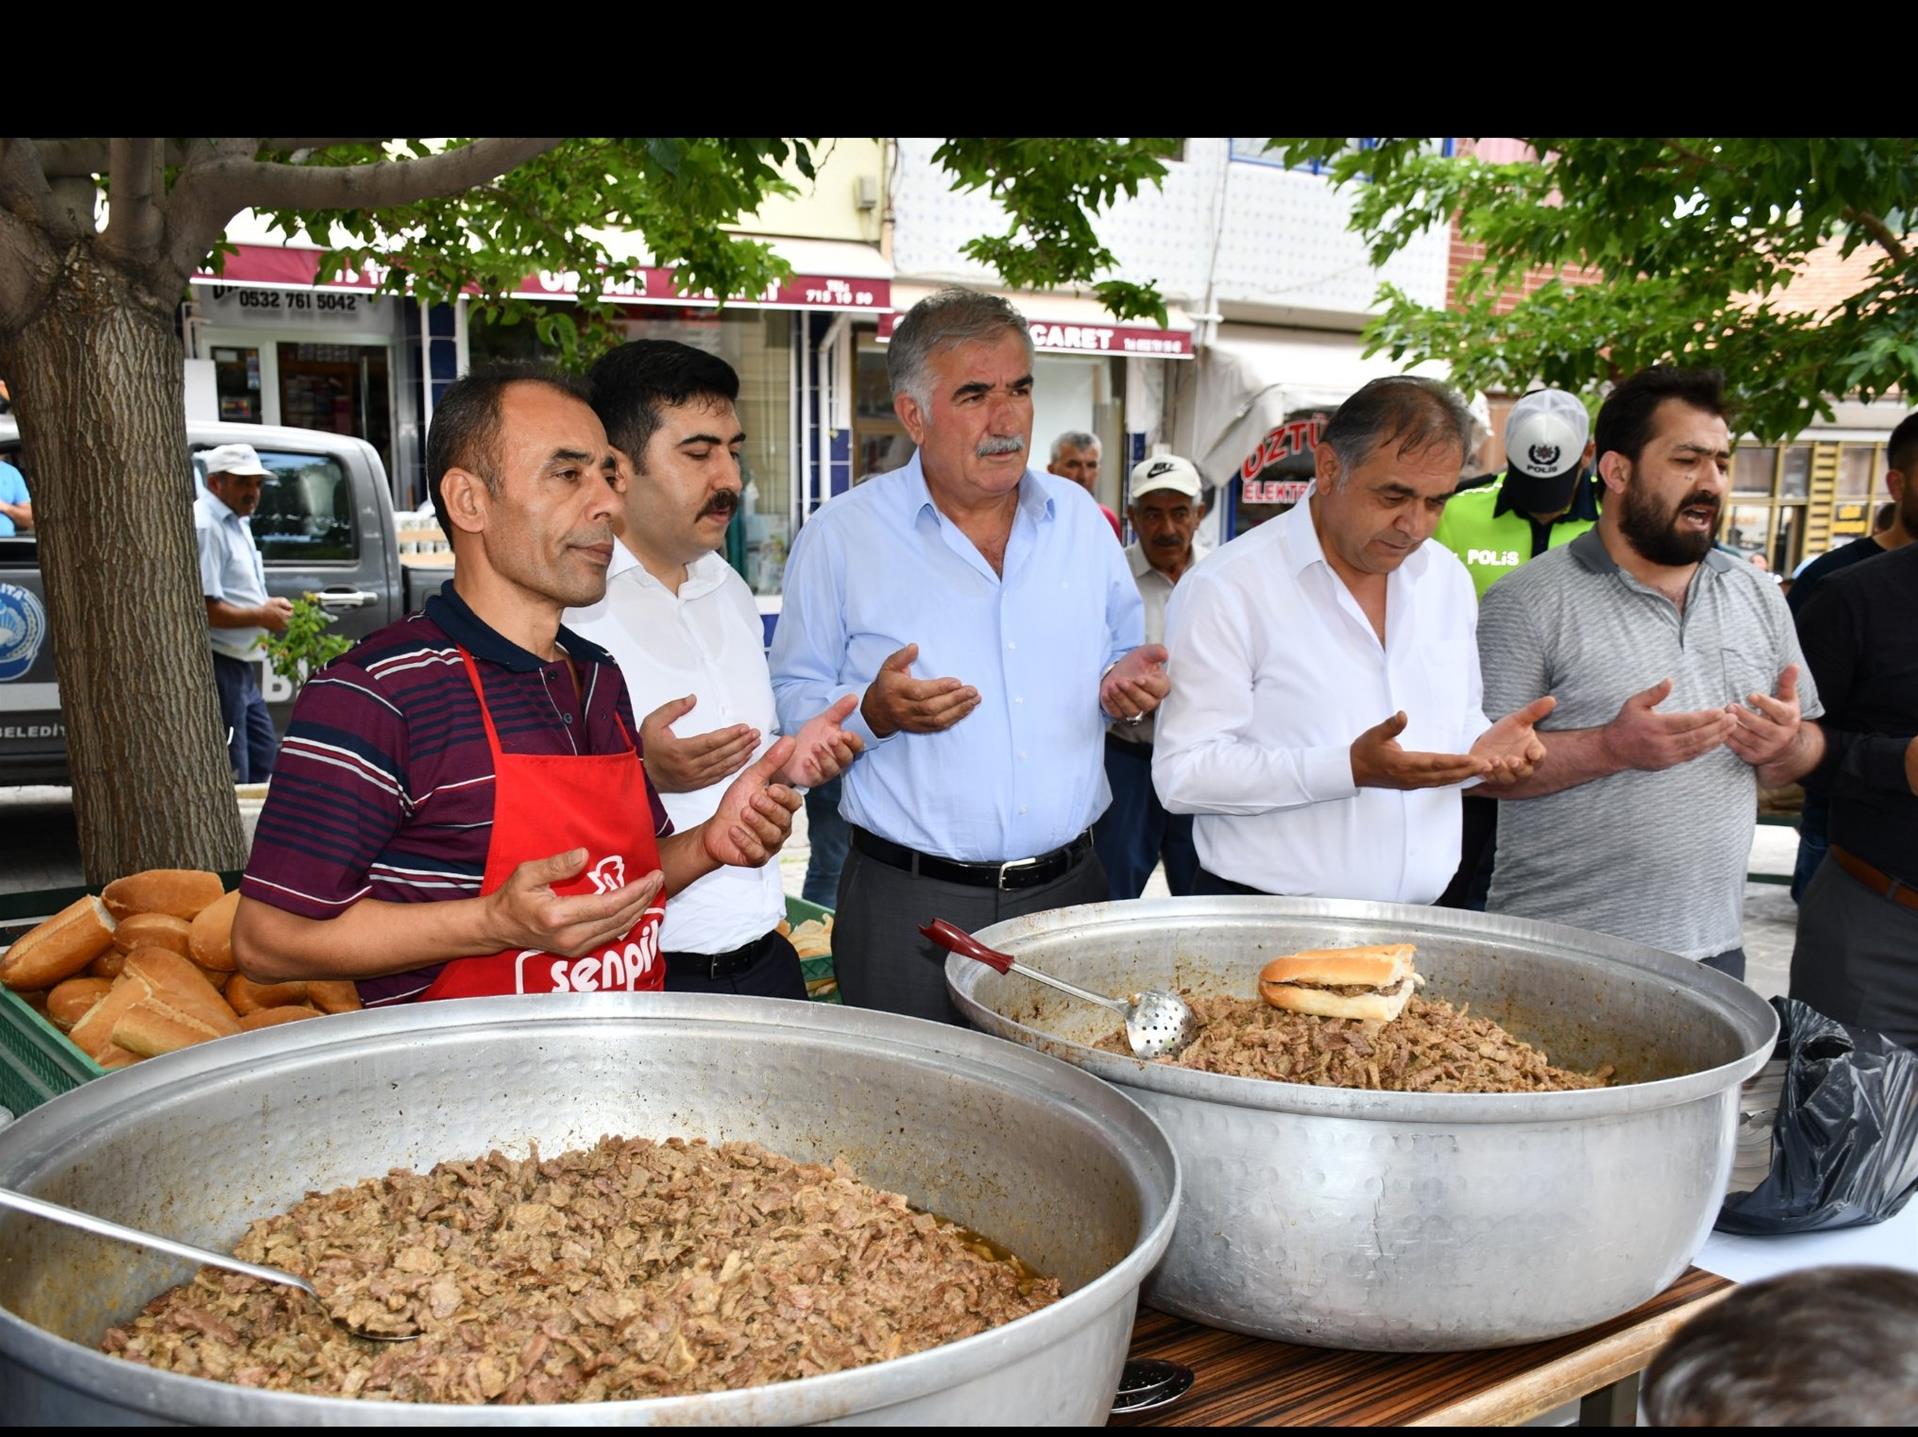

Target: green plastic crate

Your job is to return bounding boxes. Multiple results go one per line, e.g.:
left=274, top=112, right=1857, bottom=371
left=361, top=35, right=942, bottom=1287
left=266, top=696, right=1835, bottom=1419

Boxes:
left=785, top=894, right=840, bottom=1004
left=0, top=893, right=114, bottom=1119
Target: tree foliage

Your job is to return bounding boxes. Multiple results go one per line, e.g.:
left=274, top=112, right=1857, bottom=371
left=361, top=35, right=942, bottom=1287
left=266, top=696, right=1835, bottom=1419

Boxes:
left=1266, top=138, right=1918, bottom=440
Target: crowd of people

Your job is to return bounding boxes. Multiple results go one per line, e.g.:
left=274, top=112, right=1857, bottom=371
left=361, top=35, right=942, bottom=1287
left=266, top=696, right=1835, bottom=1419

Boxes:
left=210, top=284, right=1915, bottom=1050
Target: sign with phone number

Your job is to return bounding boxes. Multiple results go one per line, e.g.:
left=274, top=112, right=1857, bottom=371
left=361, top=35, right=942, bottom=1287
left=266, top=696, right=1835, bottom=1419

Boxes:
left=199, top=285, right=389, bottom=329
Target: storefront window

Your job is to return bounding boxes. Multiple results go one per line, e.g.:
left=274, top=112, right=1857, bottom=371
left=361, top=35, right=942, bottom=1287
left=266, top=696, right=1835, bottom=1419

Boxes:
left=212, top=346, right=262, bottom=423
left=1731, top=446, right=1776, bottom=495
left=1779, top=445, right=1812, bottom=498
left=468, top=304, right=796, bottom=596
left=1836, top=445, right=1879, bottom=498
left=276, top=342, right=393, bottom=482
left=853, top=343, right=913, bottom=483
left=1723, top=504, right=1772, bottom=557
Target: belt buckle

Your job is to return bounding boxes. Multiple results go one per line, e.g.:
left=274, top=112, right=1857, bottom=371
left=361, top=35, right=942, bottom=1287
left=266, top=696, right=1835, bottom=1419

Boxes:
left=998, top=854, right=1041, bottom=891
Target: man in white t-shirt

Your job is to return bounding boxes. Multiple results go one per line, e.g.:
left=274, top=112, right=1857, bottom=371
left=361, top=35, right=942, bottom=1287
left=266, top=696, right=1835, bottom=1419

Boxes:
left=566, top=341, right=861, bottom=997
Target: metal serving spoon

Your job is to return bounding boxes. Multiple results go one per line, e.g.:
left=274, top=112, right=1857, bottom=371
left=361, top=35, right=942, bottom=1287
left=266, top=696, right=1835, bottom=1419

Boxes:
left=922, top=919, right=1200, bottom=1059
left=0, top=1186, right=418, bottom=1342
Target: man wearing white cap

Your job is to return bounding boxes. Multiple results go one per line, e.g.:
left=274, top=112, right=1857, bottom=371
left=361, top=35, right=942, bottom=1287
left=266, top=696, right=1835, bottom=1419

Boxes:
left=195, top=443, right=294, bottom=782
left=1432, top=388, right=1602, bottom=601
left=1093, top=454, right=1208, bottom=898
left=1429, top=388, right=1601, bottom=908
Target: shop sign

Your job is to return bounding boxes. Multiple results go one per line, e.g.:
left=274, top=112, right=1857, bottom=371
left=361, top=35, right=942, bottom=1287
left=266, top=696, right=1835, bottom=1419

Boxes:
left=197, top=284, right=389, bottom=329
left=1242, top=479, right=1311, bottom=504
left=876, top=312, right=1193, bottom=358
left=1240, top=416, right=1325, bottom=483
left=194, top=245, right=890, bottom=313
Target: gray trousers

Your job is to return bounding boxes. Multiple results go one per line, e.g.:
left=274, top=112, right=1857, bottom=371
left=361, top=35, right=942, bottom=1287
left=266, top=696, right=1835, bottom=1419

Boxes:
left=1789, top=858, right=1918, bottom=1051
left=833, top=842, right=1109, bottom=1025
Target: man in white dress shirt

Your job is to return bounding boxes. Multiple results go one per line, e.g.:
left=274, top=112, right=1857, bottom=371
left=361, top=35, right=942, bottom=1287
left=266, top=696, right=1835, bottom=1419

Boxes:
left=1153, top=376, right=1556, bottom=900
left=566, top=341, right=861, bottom=996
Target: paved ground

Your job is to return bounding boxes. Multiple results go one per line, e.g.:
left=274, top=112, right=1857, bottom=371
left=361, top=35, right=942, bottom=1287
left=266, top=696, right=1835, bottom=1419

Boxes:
left=3, top=785, right=1803, bottom=999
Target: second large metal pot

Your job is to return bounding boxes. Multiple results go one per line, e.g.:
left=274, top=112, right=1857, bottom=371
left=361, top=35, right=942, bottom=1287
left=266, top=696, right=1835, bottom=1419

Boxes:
left=0, top=994, right=1179, bottom=1424
left=949, top=897, right=1776, bottom=1352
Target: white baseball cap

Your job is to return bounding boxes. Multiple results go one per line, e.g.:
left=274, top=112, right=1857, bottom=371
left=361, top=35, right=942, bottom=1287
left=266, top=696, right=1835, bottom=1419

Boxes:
left=201, top=443, right=268, bottom=478
left=1128, top=453, right=1203, bottom=501
left=1505, top=390, right=1590, bottom=481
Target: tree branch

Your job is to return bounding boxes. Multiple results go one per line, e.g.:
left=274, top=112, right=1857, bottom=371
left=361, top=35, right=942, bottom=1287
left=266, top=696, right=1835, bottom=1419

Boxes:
left=1842, top=207, right=1911, bottom=265
left=262, top=137, right=384, bottom=154
left=161, top=138, right=563, bottom=290
left=103, top=138, right=163, bottom=264
left=0, top=205, right=62, bottom=333
left=0, top=138, right=73, bottom=239
left=33, top=138, right=109, bottom=178
left=180, top=137, right=563, bottom=223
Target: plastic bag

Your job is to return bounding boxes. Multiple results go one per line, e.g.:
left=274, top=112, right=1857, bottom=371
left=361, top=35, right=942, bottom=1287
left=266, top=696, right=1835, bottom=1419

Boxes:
left=1716, top=997, right=1918, bottom=1235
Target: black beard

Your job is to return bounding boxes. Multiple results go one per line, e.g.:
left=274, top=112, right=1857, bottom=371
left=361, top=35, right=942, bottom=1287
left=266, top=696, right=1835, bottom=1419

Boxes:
left=1619, top=480, right=1717, bottom=566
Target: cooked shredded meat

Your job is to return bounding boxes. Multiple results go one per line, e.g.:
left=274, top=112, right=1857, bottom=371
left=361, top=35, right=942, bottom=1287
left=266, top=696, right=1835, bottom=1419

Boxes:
left=1097, top=994, right=1614, bottom=1093
left=100, top=1136, right=1057, bottom=1403
left=1277, top=980, right=1410, bottom=997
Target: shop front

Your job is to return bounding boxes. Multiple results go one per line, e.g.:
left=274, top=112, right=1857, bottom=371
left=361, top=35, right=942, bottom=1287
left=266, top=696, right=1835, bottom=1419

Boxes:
left=186, top=250, right=411, bottom=492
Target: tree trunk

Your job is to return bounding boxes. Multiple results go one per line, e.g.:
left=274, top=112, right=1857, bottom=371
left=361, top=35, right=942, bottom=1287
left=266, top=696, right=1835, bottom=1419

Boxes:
left=4, top=251, right=246, bottom=883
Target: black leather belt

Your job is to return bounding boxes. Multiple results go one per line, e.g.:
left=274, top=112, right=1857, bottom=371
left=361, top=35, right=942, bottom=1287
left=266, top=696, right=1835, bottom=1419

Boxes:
left=664, top=929, right=786, bottom=980
left=851, top=825, right=1093, bottom=891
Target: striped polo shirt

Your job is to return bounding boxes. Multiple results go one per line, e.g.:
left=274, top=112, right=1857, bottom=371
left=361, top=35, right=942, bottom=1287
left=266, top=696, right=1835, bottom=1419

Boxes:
left=241, top=582, right=671, bottom=1006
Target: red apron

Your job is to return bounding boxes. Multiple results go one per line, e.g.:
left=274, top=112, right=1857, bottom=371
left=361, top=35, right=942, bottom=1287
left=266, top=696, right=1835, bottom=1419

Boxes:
left=420, top=648, right=666, bottom=1000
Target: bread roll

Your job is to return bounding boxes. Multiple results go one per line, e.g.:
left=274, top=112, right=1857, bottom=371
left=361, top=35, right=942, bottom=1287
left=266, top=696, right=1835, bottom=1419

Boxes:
left=96, top=1043, right=141, bottom=1069
left=122, top=949, right=240, bottom=1028
left=238, top=1005, right=323, bottom=1031
left=112, top=995, right=240, bottom=1057
left=305, top=980, right=362, bottom=1014
left=21, top=988, right=51, bottom=1017
left=110, top=912, right=194, bottom=957
left=1, top=895, right=118, bottom=991
left=1258, top=944, right=1422, bottom=1024
left=224, top=974, right=308, bottom=1016
left=48, top=976, right=114, bottom=1032
left=68, top=978, right=152, bottom=1060
left=86, top=948, right=128, bottom=980
left=102, top=869, right=224, bottom=922
left=187, top=889, right=241, bottom=972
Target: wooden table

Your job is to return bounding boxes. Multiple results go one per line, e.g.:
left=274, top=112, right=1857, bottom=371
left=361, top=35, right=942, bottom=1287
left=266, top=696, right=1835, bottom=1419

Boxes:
left=1112, top=1266, right=1733, bottom=1427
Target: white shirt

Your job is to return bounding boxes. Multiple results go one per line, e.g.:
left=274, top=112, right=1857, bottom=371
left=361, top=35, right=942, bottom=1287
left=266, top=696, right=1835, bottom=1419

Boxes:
left=194, top=491, right=269, bottom=662
left=1152, top=494, right=1491, bottom=902
left=1109, top=542, right=1180, bottom=745
left=565, top=542, right=784, bottom=954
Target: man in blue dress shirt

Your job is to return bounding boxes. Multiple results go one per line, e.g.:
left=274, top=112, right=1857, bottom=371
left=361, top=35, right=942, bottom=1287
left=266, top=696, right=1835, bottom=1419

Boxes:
left=771, top=288, right=1169, bottom=1022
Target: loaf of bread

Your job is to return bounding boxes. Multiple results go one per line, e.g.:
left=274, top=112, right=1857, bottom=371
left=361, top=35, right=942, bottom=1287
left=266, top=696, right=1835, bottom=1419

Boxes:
left=111, top=912, right=194, bottom=958
left=96, top=1044, right=140, bottom=1069
left=224, top=974, right=308, bottom=1016
left=48, top=976, right=114, bottom=1032
left=101, top=869, right=224, bottom=922
left=2, top=895, right=119, bottom=991
left=67, top=976, right=154, bottom=1060
left=86, top=948, right=127, bottom=980
left=238, top=1005, right=323, bottom=1031
left=110, top=948, right=242, bottom=1057
left=305, top=980, right=362, bottom=1014
left=187, top=889, right=241, bottom=972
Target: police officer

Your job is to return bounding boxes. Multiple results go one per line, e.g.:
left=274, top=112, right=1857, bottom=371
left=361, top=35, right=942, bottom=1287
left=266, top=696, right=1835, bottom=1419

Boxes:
left=1434, top=388, right=1602, bottom=600
left=1431, top=388, right=1601, bottom=907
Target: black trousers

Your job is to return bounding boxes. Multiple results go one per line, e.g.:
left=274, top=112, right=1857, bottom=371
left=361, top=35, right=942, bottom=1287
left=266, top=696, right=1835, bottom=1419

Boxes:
left=662, top=930, right=807, bottom=999
left=834, top=843, right=1109, bottom=1025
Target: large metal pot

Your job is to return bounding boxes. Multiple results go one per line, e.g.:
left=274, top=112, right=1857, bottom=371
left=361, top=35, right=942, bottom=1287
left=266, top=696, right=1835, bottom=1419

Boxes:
left=948, top=897, right=1776, bottom=1352
left=0, top=994, right=1179, bottom=1424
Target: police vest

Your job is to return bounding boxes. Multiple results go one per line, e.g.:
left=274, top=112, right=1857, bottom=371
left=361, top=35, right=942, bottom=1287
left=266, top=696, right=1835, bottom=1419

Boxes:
left=1432, top=473, right=1601, bottom=601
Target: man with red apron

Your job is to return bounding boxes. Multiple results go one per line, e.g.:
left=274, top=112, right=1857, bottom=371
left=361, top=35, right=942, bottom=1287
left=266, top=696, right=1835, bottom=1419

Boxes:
left=231, top=364, right=800, bottom=1001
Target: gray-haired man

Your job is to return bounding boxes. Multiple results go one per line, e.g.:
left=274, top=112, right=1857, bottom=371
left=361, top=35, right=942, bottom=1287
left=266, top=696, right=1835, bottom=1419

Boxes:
left=1153, top=377, right=1556, bottom=900
left=1048, top=429, right=1122, bottom=539
left=196, top=443, right=295, bottom=783
left=771, top=287, right=1168, bottom=1023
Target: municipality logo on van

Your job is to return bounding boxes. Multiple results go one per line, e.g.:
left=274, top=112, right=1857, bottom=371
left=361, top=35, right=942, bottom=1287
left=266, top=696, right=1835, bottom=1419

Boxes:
left=0, top=583, right=47, bottom=683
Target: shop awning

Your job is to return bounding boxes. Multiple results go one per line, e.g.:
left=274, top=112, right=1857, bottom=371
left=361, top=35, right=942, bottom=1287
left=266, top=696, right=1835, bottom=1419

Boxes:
left=878, top=282, right=1195, bottom=358
left=1194, top=324, right=1456, bottom=484
left=190, top=237, right=893, bottom=314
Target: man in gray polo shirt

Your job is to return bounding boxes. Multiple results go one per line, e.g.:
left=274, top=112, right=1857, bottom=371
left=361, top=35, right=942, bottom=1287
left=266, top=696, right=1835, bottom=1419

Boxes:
left=1477, top=368, right=1826, bottom=977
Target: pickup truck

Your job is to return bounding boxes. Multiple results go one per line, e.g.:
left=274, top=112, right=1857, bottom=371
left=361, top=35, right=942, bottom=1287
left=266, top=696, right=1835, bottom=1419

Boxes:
left=0, top=418, right=450, bottom=785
